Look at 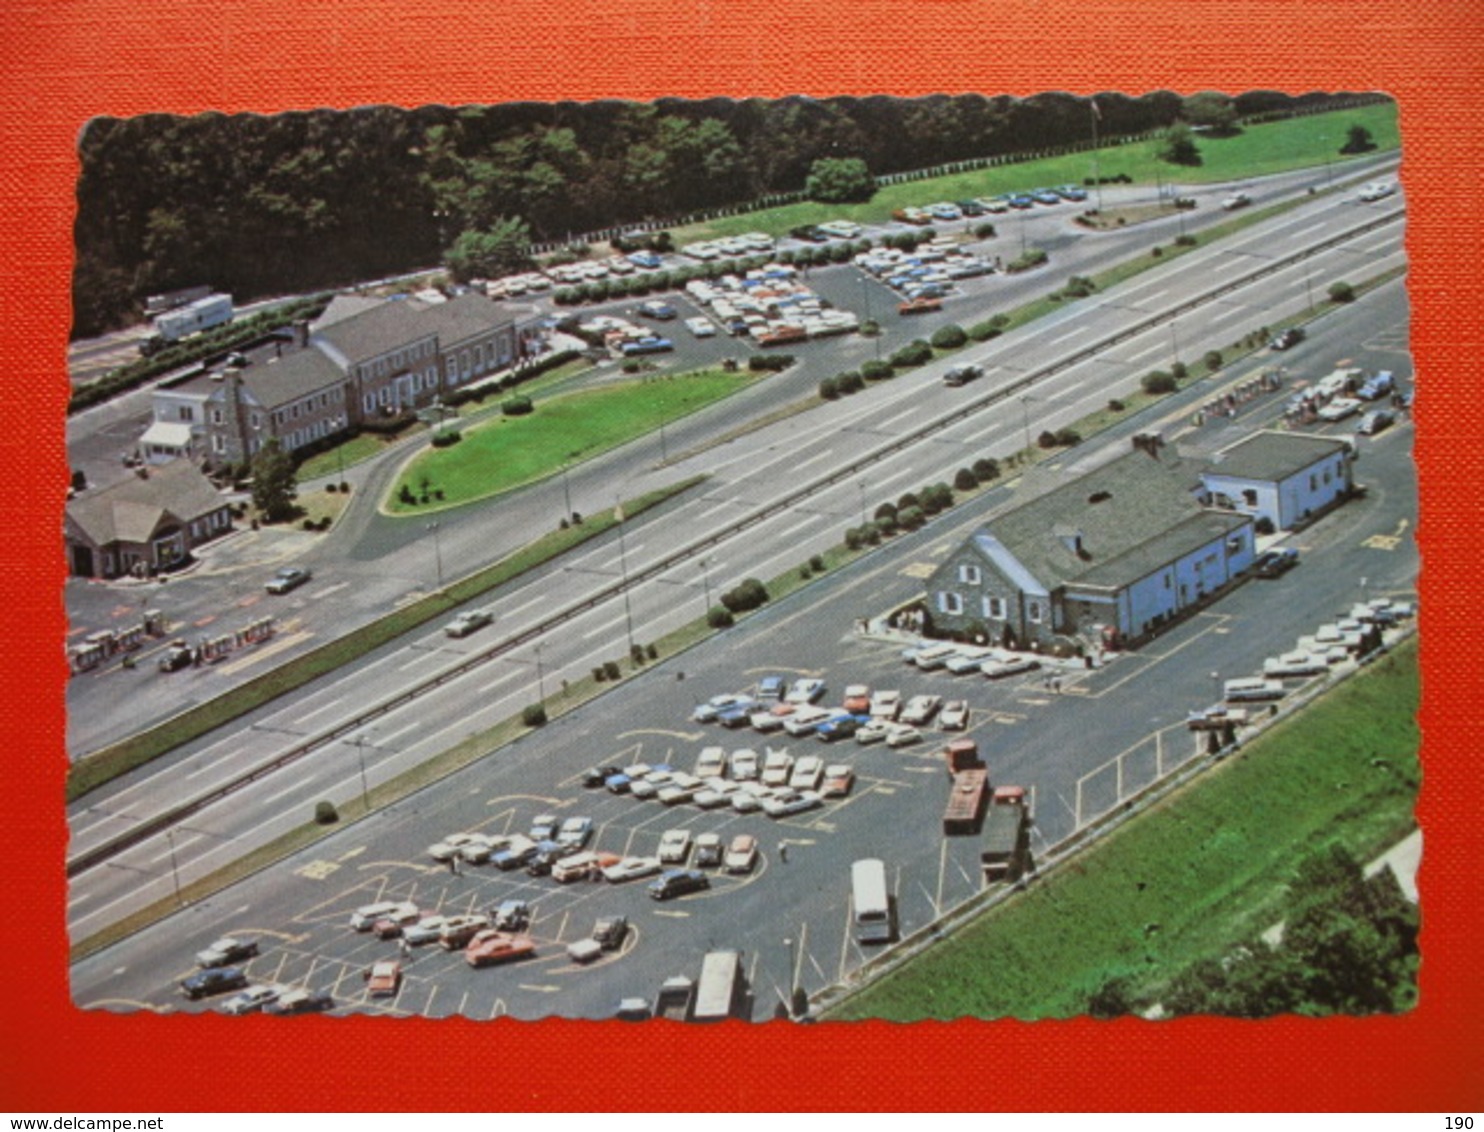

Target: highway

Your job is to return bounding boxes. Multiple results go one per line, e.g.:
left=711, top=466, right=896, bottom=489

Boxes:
left=69, top=278, right=1417, bottom=1019
left=68, top=172, right=1406, bottom=940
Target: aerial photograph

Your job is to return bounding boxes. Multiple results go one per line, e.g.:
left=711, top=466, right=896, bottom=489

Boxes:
left=63, top=90, right=1418, bottom=1023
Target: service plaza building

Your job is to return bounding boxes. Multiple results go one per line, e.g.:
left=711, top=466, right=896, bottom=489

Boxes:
left=922, top=431, right=1355, bottom=652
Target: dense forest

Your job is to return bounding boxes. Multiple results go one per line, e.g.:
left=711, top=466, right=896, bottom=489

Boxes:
left=73, top=90, right=1374, bottom=337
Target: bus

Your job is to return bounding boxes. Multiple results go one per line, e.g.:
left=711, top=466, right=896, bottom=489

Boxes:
left=692, top=950, right=747, bottom=1023
left=851, top=859, right=895, bottom=944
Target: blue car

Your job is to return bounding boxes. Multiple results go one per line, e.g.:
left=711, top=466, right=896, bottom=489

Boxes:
left=622, top=336, right=674, bottom=355
left=1007, top=193, right=1036, bottom=209
left=1054, top=184, right=1089, bottom=202
left=627, top=252, right=662, bottom=270
left=180, top=967, right=248, bottom=1000
left=756, top=675, right=787, bottom=701
left=1030, top=188, right=1061, bottom=205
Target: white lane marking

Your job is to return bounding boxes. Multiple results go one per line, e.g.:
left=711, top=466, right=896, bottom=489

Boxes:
left=297, top=697, right=346, bottom=724
left=1125, top=341, right=1164, bottom=363
left=184, top=746, right=250, bottom=781
left=581, top=610, right=632, bottom=641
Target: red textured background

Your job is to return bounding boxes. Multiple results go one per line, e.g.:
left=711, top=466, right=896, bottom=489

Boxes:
left=3, top=0, right=1479, bottom=1112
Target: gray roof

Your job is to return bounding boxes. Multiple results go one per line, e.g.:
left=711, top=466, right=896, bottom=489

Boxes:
left=415, top=292, right=514, bottom=347
left=312, top=293, right=388, bottom=330
left=67, top=460, right=226, bottom=545
left=236, top=349, right=345, bottom=410
left=312, top=299, right=437, bottom=367
left=970, top=447, right=1215, bottom=592
left=1074, top=510, right=1250, bottom=590
left=1205, top=430, right=1349, bottom=483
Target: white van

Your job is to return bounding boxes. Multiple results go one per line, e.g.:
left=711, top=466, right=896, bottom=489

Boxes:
left=1223, top=677, right=1287, bottom=702
left=552, top=851, right=600, bottom=884
left=851, top=859, right=895, bottom=944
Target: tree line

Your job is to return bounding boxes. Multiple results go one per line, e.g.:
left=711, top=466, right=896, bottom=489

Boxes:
left=73, top=90, right=1379, bottom=337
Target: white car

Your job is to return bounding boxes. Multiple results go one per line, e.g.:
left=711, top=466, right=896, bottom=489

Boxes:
left=944, top=649, right=993, bottom=674
left=982, top=657, right=1040, bottom=680
left=731, top=782, right=774, bottom=813
left=349, top=900, right=416, bottom=932
left=695, top=747, right=728, bottom=778
left=694, top=833, right=725, bottom=868
left=402, top=916, right=452, bottom=946
left=855, top=719, right=893, bottom=745
left=556, top=816, right=593, bottom=849
left=789, top=755, right=825, bottom=792
left=1358, top=180, right=1396, bottom=202
left=459, top=834, right=512, bottom=864
left=730, top=748, right=760, bottom=780
left=939, top=700, right=971, bottom=730
left=657, top=829, right=693, bottom=865
left=750, top=707, right=789, bottom=732
left=685, top=316, right=717, bottom=338
left=761, top=790, right=823, bottom=819
left=194, top=937, right=259, bottom=968
left=868, top=690, right=902, bottom=719
left=899, top=694, right=943, bottom=725
left=658, top=775, right=702, bottom=805
left=444, top=609, right=494, bottom=638
left=693, top=779, right=739, bottom=809
left=782, top=706, right=832, bottom=736
left=1317, top=397, right=1363, bottom=422
left=220, top=984, right=283, bottom=1016
left=761, top=748, right=796, bottom=787
left=693, top=694, right=753, bottom=723
left=629, top=771, right=675, bottom=801
left=785, top=678, right=827, bottom=704
left=1221, top=190, right=1251, bottom=210
left=601, top=856, right=664, bottom=883
left=427, top=832, right=479, bottom=861
left=884, top=724, right=922, bottom=748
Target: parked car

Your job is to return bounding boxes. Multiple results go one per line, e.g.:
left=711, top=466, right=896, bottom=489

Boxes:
left=491, top=899, right=532, bottom=932
left=761, top=748, right=796, bottom=787
left=693, top=832, right=725, bottom=867
left=1269, top=327, right=1306, bottom=351
left=842, top=684, right=872, bottom=714
left=581, top=765, right=622, bottom=788
left=1357, top=409, right=1395, bottom=436
left=982, top=657, right=1040, bottom=679
left=761, top=790, right=823, bottom=818
left=1317, top=396, right=1362, bottom=422
left=790, top=755, right=826, bottom=792
left=264, top=988, right=334, bottom=1015
left=491, top=836, right=540, bottom=870
left=884, top=723, right=922, bottom=748
left=364, top=960, right=402, bottom=997
left=638, top=300, right=678, bottom=320
left=939, top=700, right=971, bottom=730
left=730, top=783, right=773, bottom=814
left=755, top=675, right=787, bottom=701
left=693, top=694, right=754, bottom=723
left=593, top=915, right=629, bottom=950
left=657, top=828, right=694, bottom=865
left=556, top=816, right=593, bottom=849
left=723, top=833, right=759, bottom=874
left=821, top=765, right=855, bottom=798
left=630, top=769, right=675, bottom=801
left=195, top=937, right=259, bottom=969
left=438, top=915, right=491, bottom=949
left=372, top=905, right=425, bottom=938
left=349, top=900, right=417, bottom=931
left=444, top=609, right=494, bottom=638
left=695, top=746, right=728, bottom=778
left=465, top=930, right=536, bottom=968
left=785, top=678, right=827, bottom=704
left=221, top=984, right=284, bottom=1016
left=869, top=690, right=902, bottom=719
left=855, top=719, right=893, bottom=745
left=526, top=840, right=579, bottom=876
left=265, top=566, right=312, bottom=595
left=528, top=814, right=560, bottom=841
left=402, top=916, right=452, bottom=946
left=180, top=967, right=249, bottom=1000
left=815, top=714, right=867, bottom=743
left=157, top=640, right=193, bottom=672
left=1252, top=547, right=1300, bottom=578
left=684, top=316, right=717, bottom=338
left=900, top=694, right=942, bottom=725
left=428, top=832, right=480, bottom=861
left=648, top=868, right=711, bottom=901
left=602, top=856, right=664, bottom=883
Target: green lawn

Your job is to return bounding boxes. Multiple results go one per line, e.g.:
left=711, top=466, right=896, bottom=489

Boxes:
left=828, top=638, right=1419, bottom=1020
left=671, top=104, right=1399, bottom=245
left=388, top=369, right=755, bottom=511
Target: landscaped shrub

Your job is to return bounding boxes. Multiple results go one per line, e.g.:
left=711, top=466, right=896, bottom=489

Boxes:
left=837, top=370, right=864, bottom=394
left=749, top=354, right=794, bottom=372
left=972, top=457, right=1000, bottom=482
left=398, top=484, right=416, bottom=506
left=1108, top=398, right=1125, bottom=412
left=1172, top=361, right=1189, bottom=381
left=430, top=429, right=462, bottom=448
left=875, top=511, right=898, bottom=535
left=1141, top=370, right=1178, bottom=395
left=973, top=222, right=997, bottom=239
left=889, top=339, right=933, bottom=368
left=809, top=554, right=826, bottom=572
left=930, top=323, right=968, bottom=349
left=1328, top=281, right=1356, bottom=303
left=969, top=313, right=1010, bottom=341
left=844, top=527, right=863, bottom=551
left=1038, top=429, right=1059, bottom=449
left=921, top=483, right=954, bottom=513
left=502, top=395, right=534, bottom=416
left=314, top=801, right=339, bottom=825
left=708, top=606, right=735, bottom=629
left=592, top=666, right=607, bottom=682
left=1053, top=427, right=1083, bottom=447
left=897, top=491, right=920, bottom=511
left=874, top=502, right=898, bottom=523
left=603, top=660, right=621, bottom=681
left=861, top=522, right=881, bottom=545
left=859, top=319, right=881, bottom=338
left=1203, top=350, right=1224, bottom=373
left=819, top=377, right=840, bottom=400
left=861, top=359, right=892, bottom=381
left=720, top=577, right=770, bottom=614
left=954, top=467, right=979, bottom=491
left=1006, top=248, right=1049, bottom=272
left=898, top=505, right=926, bottom=530
left=521, top=704, right=548, bottom=727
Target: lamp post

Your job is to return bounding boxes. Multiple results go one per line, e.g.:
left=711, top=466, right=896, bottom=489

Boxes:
left=561, top=464, right=573, bottom=522
left=535, top=641, right=546, bottom=704
left=858, top=480, right=868, bottom=526
left=698, top=557, right=712, bottom=616
left=784, top=936, right=798, bottom=1018
left=426, top=521, right=443, bottom=590
left=166, top=828, right=183, bottom=907
left=1170, top=319, right=1182, bottom=368
left=350, top=733, right=372, bottom=813
left=1019, top=394, right=1035, bottom=457
left=615, top=497, right=636, bottom=653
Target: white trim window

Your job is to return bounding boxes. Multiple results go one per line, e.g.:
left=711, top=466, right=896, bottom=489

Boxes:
left=983, top=595, right=1007, bottom=620
left=1027, top=600, right=1044, bottom=624
left=958, top=563, right=981, bottom=585
left=937, top=591, right=964, bottom=615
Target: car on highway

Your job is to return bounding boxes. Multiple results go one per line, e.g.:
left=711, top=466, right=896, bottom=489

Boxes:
left=900, top=694, right=942, bottom=725
left=982, top=657, right=1040, bottom=679
left=761, top=748, right=796, bottom=787
left=723, top=833, right=759, bottom=874
left=943, top=363, right=983, bottom=387
left=265, top=566, right=312, bottom=595
left=1269, top=327, right=1306, bottom=350
left=195, top=937, right=259, bottom=968
left=785, top=678, right=827, bottom=705
left=556, top=816, right=593, bottom=849
left=695, top=746, right=728, bottom=778
left=444, top=609, right=494, bottom=638
left=1358, top=180, right=1396, bottom=202
left=264, top=988, right=334, bottom=1015
left=855, top=718, right=893, bottom=745
left=821, top=765, right=855, bottom=798
left=649, top=868, right=710, bottom=900
left=220, top=984, right=284, bottom=1015
left=465, top=930, right=536, bottom=968
left=761, top=790, right=823, bottom=819
left=492, top=899, right=532, bottom=932
left=602, top=856, right=664, bottom=883
left=1221, top=190, right=1251, bottom=210
left=693, top=694, right=754, bottom=723
left=438, top=915, right=491, bottom=949
left=790, top=755, right=826, bottom=792
left=402, top=915, right=452, bottom=946
left=180, top=967, right=249, bottom=1000
left=657, top=828, right=694, bottom=865
left=1357, top=409, right=1395, bottom=436
left=364, top=961, right=402, bottom=997
left=939, top=700, right=971, bottom=730
left=157, top=640, right=193, bottom=672
left=1252, top=547, right=1300, bottom=578
left=693, top=833, right=725, bottom=868
left=884, top=723, right=922, bottom=748
left=730, top=748, right=760, bottom=780
left=842, top=684, right=872, bottom=713
left=869, top=690, right=902, bottom=719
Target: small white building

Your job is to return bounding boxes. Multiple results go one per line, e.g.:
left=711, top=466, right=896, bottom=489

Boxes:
left=1202, top=431, right=1355, bottom=531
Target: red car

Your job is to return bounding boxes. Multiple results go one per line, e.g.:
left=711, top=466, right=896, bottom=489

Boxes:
left=372, top=906, right=425, bottom=939
left=465, top=930, right=537, bottom=968
left=364, top=960, right=401, bottom=998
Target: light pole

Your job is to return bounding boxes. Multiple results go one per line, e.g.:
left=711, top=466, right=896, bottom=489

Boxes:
left=698, top=557, right=712, bottom=616
left=350, top=733, right=372, bottom=813
left=1019, top=394, right=1035, bottom=457
left=615, top=497, right=636, bottom=653
left=561, top=464, right=573, bottom=522
left=166, top=829, right=183, bottom=907
left=784, top=936, right=797, bottom=1018
left=1170, top=319, right=1182, bottom=368
left=426, top=521, right=443, bottom=589
left=858, top=480, right=868, bottom=526
left=1089, top=96, right=1104, bottom=213
left=535, top=641, right=546, bottom=704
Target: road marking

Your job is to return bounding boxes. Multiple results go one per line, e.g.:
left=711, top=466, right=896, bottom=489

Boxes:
left=296, top=860, right=341, bottom=880
left=1362, top=534, right=1401, bottom=550
left=518, top=984, right=561, bottom=993
left=900, top=562, right=936, bottom=579
left=1125, top=340, right=1165, bottom=364
left=184, top=746, right=249, bottom=781
left=652, top=909, right=691, bottom=918
left=617, top=728, right=702, bottom=741
left=793, top=448, right=835, bottom=471
left=500, top=593, right=547, bottom=619
left=1047, top=325, right=1089, bottom=346
left=215, top=630, right=311, bottom=675
left=581, top=610, right=630, bottom=641
left=870, top=465, right=918, bottom=491
left=297, top=697, right=346, bottom=724
left=311, top=581, right=353, bottom=601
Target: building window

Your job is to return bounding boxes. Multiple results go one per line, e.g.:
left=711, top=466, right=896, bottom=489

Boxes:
left=1310, top=473, right=1318, bottom=491
left=1242, top=489, right=1258, bottom=507
left=983, top=595, right=1006, bottom=620
left=958, top=563, right=981, bottom=585
left=1027, top=600, right=1043, bottom=623
left=1323, top=467, right=1332, bottom=484
left=177, top=406, right=194, bottom=422
left=937, top=592, right=964, bottom=615
left=210, top=408, right=224, bottom=425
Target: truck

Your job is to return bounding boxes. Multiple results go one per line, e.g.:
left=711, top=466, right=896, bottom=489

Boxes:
left=943, top=737, right=983, bottom=776
left=980, top=787, right=1028, bottom=883
left=943, top=767, right=990, bottom=835
left=654, top=974, right=696, bottom=1021
left=141, top=292, right=234, bottom=354
left=144, top=284, right=212, bottom=318
left=692, top=950, right=747, bottom=1023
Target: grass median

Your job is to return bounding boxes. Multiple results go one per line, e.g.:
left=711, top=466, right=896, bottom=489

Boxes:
left=826, top=637, right=1419, bottom=1021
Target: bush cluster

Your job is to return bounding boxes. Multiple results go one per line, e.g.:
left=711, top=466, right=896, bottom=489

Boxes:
left=968, top=313, right=1010, bottom=342
left=502, top=395, right=534, bottom=416
left=719, top=577, right=769, bottom=614
left=1006, top=248, right=1049, bottom=273
left=889, top=339, right=933, bottom=369
left=430, top=429, right=462, bottom=448
left=1038, top=427, right=1083, bottom=449
left=930, top=323, right=967, bottom=349
left=1141, top=370, right=1178, bottom=395
left=748, top=354, right=794, bottom=372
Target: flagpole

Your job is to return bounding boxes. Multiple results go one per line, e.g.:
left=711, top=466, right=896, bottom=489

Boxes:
left=615, top=497, right=636, bottom=653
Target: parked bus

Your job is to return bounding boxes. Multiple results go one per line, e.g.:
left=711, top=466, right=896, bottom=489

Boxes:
left=692, top=950, right=747, bottom=1023
left=851, top=858, right=895, bottom=944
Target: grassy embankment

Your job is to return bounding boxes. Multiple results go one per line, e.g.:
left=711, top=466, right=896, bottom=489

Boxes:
left=829, top=637, right=1419, bottom=1020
